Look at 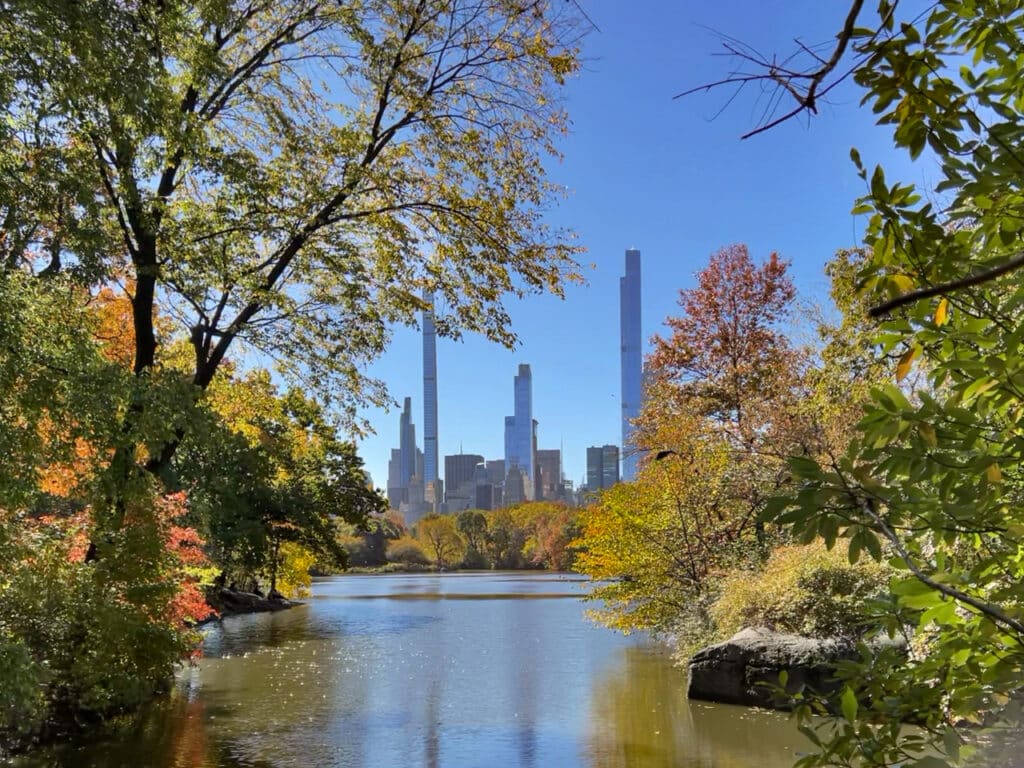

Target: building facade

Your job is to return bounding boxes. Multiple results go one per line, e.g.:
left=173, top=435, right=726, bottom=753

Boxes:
left=586, top=444, right=620, bottom=491
left=535, top=448, right=562, bottom=501
left=444, top=453, right=485, bottom=504
left=620, top=248, right=642, bottom=481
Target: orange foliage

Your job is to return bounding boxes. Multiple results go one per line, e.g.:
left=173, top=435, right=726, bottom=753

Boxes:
left=91, top=283, right=137, bottom=368
left=35, top=421, right=106, bottom=498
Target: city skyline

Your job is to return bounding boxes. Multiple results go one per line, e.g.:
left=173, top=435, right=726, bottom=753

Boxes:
left=355, top=0, right=919, bottom=493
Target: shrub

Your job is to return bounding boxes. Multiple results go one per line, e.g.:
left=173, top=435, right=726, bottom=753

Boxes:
left=386, top=537, right=430, bottom=566
left=710, top=541, right=891, bottom=640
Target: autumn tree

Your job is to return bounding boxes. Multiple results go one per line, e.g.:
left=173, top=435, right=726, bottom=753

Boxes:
left=575, top=246, right=809, bottom=653
left=650, top=243, right=799, bottom=438
left=646, top=245, right=806, bottom=548
left=416, top=514, right=465, bottom=569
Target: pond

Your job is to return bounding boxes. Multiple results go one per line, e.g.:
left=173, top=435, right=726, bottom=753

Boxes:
left=15, top=572, right=811, bottom=768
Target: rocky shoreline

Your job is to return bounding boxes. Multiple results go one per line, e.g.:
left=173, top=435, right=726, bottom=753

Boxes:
left=198, top=587, right=301, bottom=625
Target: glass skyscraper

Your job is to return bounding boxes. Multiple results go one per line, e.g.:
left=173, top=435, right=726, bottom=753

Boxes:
left=503, top=363, right=534, bottom=497
left=620, top=248, right=642, bottom=481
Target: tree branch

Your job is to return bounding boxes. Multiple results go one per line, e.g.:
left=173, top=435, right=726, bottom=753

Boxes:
left=868, top=253, right=1024, bottom=317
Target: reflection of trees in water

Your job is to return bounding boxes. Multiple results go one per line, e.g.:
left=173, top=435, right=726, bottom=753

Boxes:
left=587, top=646, right=806, bottom=768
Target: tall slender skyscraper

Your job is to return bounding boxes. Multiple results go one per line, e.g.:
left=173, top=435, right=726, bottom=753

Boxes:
left=504, top=363, right=534, bottom=499
left=620, top=248, right=642, bottom=481
left=399, top=396, right=416, bottom=486
left=422, top=293, right=439, bottom=503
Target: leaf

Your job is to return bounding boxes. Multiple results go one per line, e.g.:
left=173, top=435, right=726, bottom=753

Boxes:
left=891, top=274, right=915, bottom=292
left=986, top=462, right=1002, bottom=483
left=935, top=297, right=949, bottom=326
left=840, top=686, right=858, bottom=722
left=896, top=346, right=919, bottom=381
left=918, top=422, right=938, bottom=447
left=943, top=727, right=961, bottom=762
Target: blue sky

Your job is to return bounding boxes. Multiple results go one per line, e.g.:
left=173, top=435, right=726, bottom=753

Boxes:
left=356, top=0, right=927, bottom=491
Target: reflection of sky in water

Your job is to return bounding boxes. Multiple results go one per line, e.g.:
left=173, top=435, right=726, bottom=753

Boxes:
left=13, top=573, right=809, bottom=768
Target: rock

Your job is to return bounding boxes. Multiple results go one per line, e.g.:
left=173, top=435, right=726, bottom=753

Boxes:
left=203, top=587, right=298, bottom=619
left=687, top=627, right=901, bottom=710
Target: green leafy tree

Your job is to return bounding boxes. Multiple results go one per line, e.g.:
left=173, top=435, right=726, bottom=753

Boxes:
left=0, top=0, right=584, bottom=471
left=456, top=509, right=489, bottom=568
left=694, top=3, right=1024, bottom=763
left=177, top=370, right=384, bottom=592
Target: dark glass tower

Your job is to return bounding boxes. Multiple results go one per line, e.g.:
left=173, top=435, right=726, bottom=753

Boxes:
left=620, top=248, right=642, bottom=480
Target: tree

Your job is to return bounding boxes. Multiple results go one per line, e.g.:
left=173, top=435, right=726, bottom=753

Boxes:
left=693, top=4, right=1024, bottom=764
left=177, top=370, right=385, bottom=592
left=416, top=514, right=465, bottom=569
left=456, top=509, right=489, bottom=568
left=575, top=247, right=806, bottom=650
left=646, top=246, right=806, bottom=549
left=650, top=244, right=798, bottom=437
left=0, top=0, right=584, bottom=473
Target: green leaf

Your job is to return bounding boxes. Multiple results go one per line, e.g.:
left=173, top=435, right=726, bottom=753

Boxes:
left=840, top=686, right=858, bottom=722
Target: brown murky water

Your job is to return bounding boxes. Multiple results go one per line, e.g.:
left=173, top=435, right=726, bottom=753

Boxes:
left=14, top=572, right=811, bottom=768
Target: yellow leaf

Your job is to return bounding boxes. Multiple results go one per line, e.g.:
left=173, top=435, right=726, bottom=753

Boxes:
left=918, top=422, right=937, bottom=447
left=891, top=274, right=915, bottom=292
left=935, top=297, right=949, bottom=326
left=896, top=346, right=918, bottom=381
left=986, top=463, right=1002, bottom=483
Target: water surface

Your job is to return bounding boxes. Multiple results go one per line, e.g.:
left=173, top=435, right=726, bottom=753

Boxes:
left=16, top=572, right=810, bottom=767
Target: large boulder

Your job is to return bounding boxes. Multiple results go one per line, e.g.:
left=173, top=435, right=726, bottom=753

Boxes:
left=688, top=627, right=884, bottom=710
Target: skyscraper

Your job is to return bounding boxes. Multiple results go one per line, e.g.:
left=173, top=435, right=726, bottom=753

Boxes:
left=535, top=448, right=562, bottom=501
left=422, top=293, right=439, bottom=507
left=444, top=453, right=485, bottom=502
left=586, top=444, right=620, bottom=491
left=504, top=364, right=534, bottom=499
left=399, top=396, right=416, bottom=486
left=620, top=248, right=642, bottom=481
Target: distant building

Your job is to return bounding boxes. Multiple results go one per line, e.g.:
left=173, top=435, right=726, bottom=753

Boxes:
left=444, top=452, right=484, bottom=512
left=620, top=248, right=642, bottom=481
left=486, top=459, right=505, bottom=485
left=503, top=364, right=535, bottom=500
left=586, top=444, right=620, bottom=491
left=445, top=453, right=485, bottom=500
left=388, top=396, right=423, bottom=512
left=402, top=474, right=427, bottom=525
left=474, top=483, right=497, bottom=510
left=399, top=396, right=416, bottom=486
left=422, top=293, right=440, bottom=511
left=535, top=449, right=562, bottom=501
left=387, top=448, right=404, bottom=508
left=504, top=465, right=526, bottom=506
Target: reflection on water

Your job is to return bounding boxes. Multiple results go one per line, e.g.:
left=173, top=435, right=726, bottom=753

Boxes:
left=588, top=646, right=807, bottom=768
left=14, top=573, right=809, bottom=768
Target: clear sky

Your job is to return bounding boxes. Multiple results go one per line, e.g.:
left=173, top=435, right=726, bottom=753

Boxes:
left=355, top=0, right=927, bottom=491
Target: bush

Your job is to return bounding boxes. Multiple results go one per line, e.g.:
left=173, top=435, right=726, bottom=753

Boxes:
left=710, top=541, right=890, bottom=640
left=386, top=537, right=430, bottom=566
